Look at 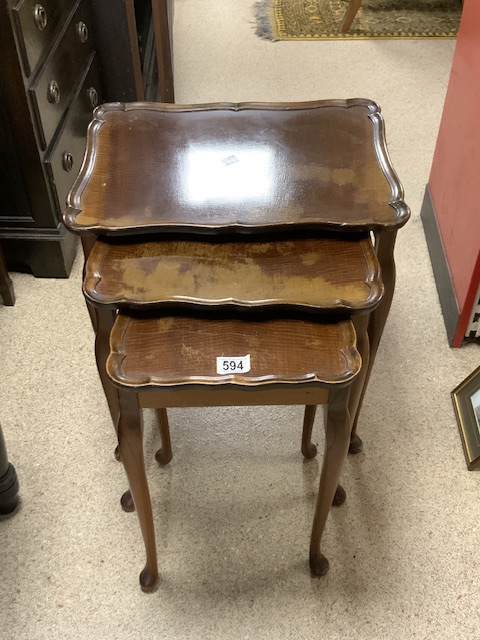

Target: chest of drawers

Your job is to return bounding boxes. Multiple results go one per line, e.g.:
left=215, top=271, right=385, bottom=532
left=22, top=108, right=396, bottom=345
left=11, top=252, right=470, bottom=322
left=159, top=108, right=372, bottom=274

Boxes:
left=0, top=0, right=102, bottom=276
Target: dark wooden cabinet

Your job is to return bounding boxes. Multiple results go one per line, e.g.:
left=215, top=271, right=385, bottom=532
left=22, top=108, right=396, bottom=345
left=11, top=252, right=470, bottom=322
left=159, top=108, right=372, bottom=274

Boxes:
left=0, top=0, right=173, bottom=277
left=0, top=0, right=101, bottom=276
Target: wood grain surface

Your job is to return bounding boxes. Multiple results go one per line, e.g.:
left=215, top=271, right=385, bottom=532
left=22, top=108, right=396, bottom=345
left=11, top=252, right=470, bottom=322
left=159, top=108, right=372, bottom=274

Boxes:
left=107, top=314, right=361, bottom=389
left=65, top=99, right=409, bottom=236
left=84, top=234, right=383, bottom=314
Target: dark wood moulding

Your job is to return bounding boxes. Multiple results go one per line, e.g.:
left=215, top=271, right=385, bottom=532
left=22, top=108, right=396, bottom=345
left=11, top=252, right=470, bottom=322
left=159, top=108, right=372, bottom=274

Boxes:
left=64, top=99, right=410, bottom=237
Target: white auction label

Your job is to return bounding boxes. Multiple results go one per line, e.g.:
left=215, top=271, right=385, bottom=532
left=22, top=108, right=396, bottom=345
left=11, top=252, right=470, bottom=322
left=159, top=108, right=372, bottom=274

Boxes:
left=216, top=354, right=251, bottom=375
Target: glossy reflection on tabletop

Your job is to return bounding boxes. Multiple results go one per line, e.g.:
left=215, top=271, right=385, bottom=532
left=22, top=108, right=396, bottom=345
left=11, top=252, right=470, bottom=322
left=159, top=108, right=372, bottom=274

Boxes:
left=65, top=100, right=409, bottom=236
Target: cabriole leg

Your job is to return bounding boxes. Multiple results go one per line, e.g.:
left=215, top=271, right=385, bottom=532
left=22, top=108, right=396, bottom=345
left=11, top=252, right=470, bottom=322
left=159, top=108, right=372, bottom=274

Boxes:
left=117, top=390, right=158, bottom=592
left=302, top=405, right=318, bottom=459
left=348, top=315, right=370, bottom=454
left=93, top=305, right=120, bottom=431
left=155, top=408, right=172, bottom=465
left=122, top=408, right=172, bottom=513
left=351, top=229, right=397, bottom=450
left=309, top=385, right=352, bottom=576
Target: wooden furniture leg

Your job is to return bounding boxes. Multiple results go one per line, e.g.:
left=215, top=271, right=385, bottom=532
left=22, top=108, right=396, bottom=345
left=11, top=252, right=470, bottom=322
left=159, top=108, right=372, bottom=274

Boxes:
left=302, top=405, right=318, bottom=459
left=368, top=230, right=397, bottom=371
left=341, top=0, right=363, bottom=32
left=309, top=385, right=352, bottom=576
left=120, top=488, right=135, bottom=513
left=81, top=237, right=98, bottom=332
left=82, top=237, right=123, bottom=460
left=0, top=245, right=15, bottom=306
left=350, top=229, right=397, bottom=451
left=94, top=306, right=121, bottom=432
left=348, top=314, right=370, bottom=453
left=154, top=408, right=172, bottom=465
left=302, top=405, right=346, bottom=506
left=121, top=407, right=172, bottom=513
left=117, top=390, right=158, bottom=592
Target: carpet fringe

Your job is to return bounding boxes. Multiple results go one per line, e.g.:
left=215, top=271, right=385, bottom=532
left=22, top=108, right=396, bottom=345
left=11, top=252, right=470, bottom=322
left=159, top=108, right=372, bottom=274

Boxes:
left=253, top=1, right=278, bottom=41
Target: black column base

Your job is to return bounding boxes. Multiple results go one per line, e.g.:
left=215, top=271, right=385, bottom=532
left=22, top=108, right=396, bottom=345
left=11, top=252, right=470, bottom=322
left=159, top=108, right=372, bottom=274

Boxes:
left=0, top=423, right=19, bottom=515
left=0, top=463, right=19, bottom=515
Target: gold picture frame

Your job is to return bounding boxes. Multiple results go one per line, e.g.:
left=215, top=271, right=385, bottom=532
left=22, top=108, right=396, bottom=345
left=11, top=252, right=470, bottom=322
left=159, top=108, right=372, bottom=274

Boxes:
left=452, top=366, right=480, bottom=470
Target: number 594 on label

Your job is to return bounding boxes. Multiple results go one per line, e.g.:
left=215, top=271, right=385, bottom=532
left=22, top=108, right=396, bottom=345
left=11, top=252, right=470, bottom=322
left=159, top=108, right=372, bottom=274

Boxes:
left=216, top=355, right=251, bottom=375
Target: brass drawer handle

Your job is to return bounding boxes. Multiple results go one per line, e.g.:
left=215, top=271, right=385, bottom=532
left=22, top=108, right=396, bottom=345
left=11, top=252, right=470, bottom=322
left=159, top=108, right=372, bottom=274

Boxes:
left=62, top=152, right=74, bottom=172
left=34, top=4, right=47, bottom=31
left=87, top=86, right=98, bottom=108
left=47, top=80, right=60, bottom=104
left=77, top=21, right=89, bottom=43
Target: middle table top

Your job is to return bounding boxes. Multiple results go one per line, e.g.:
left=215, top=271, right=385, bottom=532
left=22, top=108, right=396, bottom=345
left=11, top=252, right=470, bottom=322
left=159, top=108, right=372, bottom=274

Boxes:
left=83, top=234, right=383, bottom=315
left=65, top=99, right=409, bottom=237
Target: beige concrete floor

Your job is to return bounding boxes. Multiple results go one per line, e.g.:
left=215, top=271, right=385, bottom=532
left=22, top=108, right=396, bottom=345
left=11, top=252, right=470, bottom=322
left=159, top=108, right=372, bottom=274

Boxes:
left=1, top=2, right=479, bottom=638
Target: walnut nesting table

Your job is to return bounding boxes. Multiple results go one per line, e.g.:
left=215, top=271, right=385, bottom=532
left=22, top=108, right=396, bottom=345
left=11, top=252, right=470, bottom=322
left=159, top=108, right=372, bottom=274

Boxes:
left=63, top=99, right=409, bottom=590
left=107, top=313, right=362, bottom=590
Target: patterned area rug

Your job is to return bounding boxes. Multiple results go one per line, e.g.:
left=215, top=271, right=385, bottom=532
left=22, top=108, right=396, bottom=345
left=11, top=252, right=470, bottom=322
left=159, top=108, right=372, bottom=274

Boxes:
left=254, top=0, right=462, bottom=40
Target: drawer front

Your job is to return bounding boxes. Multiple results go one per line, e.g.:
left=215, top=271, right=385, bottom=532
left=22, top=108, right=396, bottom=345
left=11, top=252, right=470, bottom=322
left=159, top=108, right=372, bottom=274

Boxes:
left=28, top=0, right=94, bottom=150
left=12, top=0, right=73, bottom=77
left=45, top=55, right=101, bottom=214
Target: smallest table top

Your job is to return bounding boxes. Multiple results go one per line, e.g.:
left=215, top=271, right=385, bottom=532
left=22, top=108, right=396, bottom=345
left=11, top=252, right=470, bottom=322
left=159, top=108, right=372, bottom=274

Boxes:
left=84, top=234, right=383, bottom=316
left=65, top=99, right=409, bottom=237
left=107, top=315, right=361, bottom=390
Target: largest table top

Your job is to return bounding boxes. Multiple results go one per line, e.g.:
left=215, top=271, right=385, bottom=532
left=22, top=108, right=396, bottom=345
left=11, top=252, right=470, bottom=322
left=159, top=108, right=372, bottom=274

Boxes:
left=64, top=99, right=409, bottom=237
